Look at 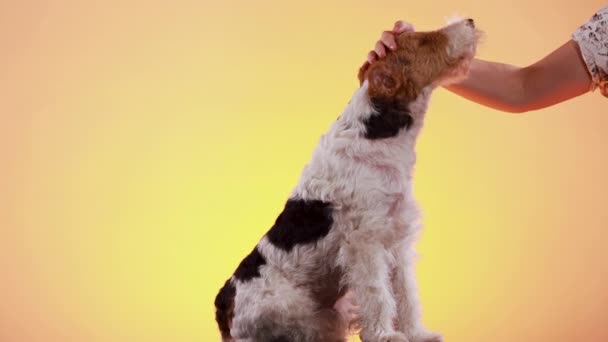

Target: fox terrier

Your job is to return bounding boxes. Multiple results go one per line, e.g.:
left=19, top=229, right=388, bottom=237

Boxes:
left=215, top=18, right=481, bottom=342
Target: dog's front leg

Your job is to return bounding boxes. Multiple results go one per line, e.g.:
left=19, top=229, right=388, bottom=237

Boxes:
left=390, top=243, right=442, bottom=342
left=339, top=242, right=409, bottom=342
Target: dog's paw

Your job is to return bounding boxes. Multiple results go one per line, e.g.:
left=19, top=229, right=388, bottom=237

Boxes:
left=334, top=291, right=359, bottom=317
left=410, top=331, right=443, bottom=342
left=362, top=331, right=411, bottom=342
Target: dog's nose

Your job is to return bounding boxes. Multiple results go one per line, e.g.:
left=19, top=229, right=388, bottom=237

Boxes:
left=466, top=18, right=475, bottom=28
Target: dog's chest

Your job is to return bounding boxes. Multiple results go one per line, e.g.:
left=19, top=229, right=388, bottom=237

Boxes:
left=352, top=147, right=413, bottom=194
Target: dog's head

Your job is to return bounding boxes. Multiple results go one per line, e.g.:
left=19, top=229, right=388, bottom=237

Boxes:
left=353, top=19, right=481, bottom=139
left=360, top=18, right=481, bottom=97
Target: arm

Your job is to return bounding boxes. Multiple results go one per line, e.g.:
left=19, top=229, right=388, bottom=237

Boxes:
left=446, top=41, right=592, bottom=113
left=367, top=22, right=593, bottom=113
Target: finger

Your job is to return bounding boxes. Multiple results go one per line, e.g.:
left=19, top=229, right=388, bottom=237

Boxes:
left=393, top=20, right=415, bottom=33
left=393, top=20, right=404, bottom=31
left=360, top=61, right=370, bottom=71
left=374, top=41, right=387, bottom=58
left=381, top=30, right=397, bottom=50
left=366, top=50, right=378, bottom=64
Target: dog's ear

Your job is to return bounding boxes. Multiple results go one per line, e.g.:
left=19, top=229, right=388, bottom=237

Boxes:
left=358, top=62, right=370, bottom=86
left=366, top=62, right=402, bottom=98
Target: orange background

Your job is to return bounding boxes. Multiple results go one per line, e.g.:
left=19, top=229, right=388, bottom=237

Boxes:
left=1, top=1, right=607, bottom=341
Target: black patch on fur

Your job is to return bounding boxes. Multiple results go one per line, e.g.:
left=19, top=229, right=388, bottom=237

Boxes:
left=234, top=246, right=266, bottom=282
left=363, top=96, right=413, bottom=139
left=266, top=199, right=334, bottom=252
left=214, top=278, right=236, bottom=339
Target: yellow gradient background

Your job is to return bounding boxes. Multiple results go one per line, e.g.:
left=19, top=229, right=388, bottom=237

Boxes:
left=1, top=1, right=607, bottom=341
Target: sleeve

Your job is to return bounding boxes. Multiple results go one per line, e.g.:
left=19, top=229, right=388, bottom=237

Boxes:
left=572, top=5, right=608, bottom=97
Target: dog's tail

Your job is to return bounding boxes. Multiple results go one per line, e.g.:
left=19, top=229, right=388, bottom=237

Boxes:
left=215, top=278, right=237, bottom=341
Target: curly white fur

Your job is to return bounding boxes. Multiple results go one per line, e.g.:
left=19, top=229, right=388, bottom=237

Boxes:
left=219, top=19, right=480, bottom=342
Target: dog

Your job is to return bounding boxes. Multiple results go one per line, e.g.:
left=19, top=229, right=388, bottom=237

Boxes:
left=214, top=18, right=481, bottom=342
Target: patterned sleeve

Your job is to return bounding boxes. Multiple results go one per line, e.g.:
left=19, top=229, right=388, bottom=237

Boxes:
left=572, top=5, right=608, bottom=97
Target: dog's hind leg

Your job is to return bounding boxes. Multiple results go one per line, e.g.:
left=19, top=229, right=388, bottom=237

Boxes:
left=263, top=308, right=349, bottom=342
left=232, top=276, right=348, bottom=342
left=390, top=242, right=442, bottom=342
left=249, top=308, right=349, bottom=342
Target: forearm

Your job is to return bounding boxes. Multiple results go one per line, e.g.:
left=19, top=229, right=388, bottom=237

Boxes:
left=443, top=41, right=592, bottom=113
left=444, top=59, right=530, bottom=113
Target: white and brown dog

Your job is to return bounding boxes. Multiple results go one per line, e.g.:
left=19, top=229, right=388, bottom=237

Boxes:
left=215, top=18, right=481, bottom=342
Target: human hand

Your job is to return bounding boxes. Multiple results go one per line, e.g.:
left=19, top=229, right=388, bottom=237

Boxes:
left=358, top=21, right=415, bottom=84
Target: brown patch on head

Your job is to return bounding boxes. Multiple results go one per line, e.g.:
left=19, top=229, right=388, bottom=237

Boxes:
left=359, top=30, right=457, bottom=103
left=365, top=62, right=402, bottom=98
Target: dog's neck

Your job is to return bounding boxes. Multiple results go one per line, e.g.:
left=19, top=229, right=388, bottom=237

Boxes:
left=292, top=84, right=434, bottom=203
left=398, top=85, right=433, bottom=140
left=334, top=82, right=432, bottom=141
left=329, top=84, right=433, bottom=165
